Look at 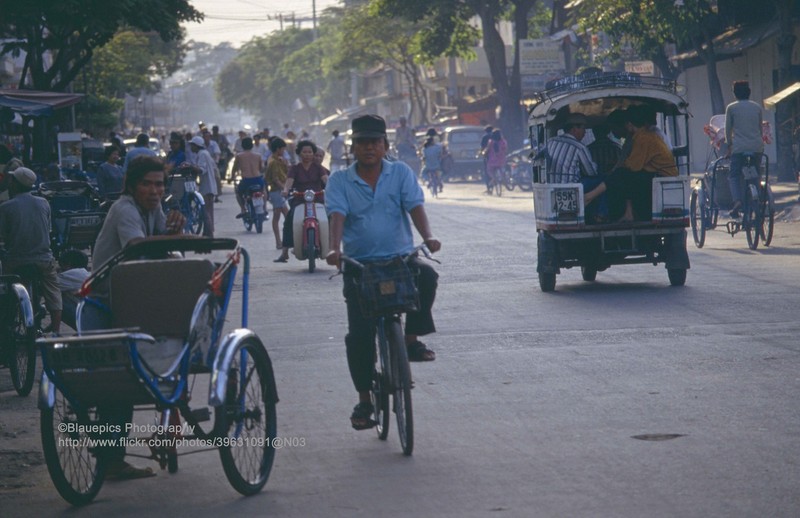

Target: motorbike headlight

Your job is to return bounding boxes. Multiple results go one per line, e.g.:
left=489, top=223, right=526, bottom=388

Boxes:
left=304, top=190, right=315, bottom=202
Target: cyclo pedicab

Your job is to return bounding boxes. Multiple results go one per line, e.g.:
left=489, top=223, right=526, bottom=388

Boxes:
left=691, top=153, right=775, bottom=251
left=531, top=73, right=691, bottom=292
left=36, top=236, right=278, bottom=506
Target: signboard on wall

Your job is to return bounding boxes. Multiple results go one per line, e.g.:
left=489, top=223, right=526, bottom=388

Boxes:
left=624, top=61, right=655, bottom=76
left=520, top=39, right=565, bottom=75
left=520, top=39, right=566, bottom=94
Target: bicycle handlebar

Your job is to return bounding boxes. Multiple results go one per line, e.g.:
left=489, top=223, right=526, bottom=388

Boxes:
left=334, top=243, right=439, bottom=278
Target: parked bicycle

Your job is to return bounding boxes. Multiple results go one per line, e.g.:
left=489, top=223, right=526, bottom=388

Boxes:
left=691, top=154, right=775, bottom=250
left=337, top=244, right=439, bottom=456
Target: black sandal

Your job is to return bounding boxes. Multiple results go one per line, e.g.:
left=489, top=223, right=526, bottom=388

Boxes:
left=350, top=402, right=377, bottom=430
left=407, top=341, right=436, bottom=362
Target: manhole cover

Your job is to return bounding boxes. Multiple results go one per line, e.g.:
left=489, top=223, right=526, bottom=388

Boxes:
left=631, top=434, right=685, bottom=441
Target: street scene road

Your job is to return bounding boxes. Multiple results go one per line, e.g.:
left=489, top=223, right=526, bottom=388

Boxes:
left=1, top=179, right=800, bottom=517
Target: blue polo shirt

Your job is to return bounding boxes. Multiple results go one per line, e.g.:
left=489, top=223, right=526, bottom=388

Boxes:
left=325, top=159, right=424, bottom=261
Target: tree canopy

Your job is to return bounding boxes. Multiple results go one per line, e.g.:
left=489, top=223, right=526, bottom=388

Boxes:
left=0, top=0, right=202, bottom=91
left=374, top=0, right=538, bottom=146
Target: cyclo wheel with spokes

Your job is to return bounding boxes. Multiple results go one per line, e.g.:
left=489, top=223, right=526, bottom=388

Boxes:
left=372, top=322, right=391, bottom=441
left=743, top=186, right=761, bottom=250
left=689, top=189, right=705, bottom=248
left=216, top=337, right=277, bottom=496
left=8, top=293, right=35, bottom=396
left=385, top=317, right=413, bottom=456
left=41, top=387, right=106, bottom=506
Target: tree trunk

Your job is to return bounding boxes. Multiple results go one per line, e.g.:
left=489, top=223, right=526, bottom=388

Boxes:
left=775, top=0, right=797, bottom=182
left=478, top=7, right=525, bottom=148
left=697, top=40, right=725, bottom=116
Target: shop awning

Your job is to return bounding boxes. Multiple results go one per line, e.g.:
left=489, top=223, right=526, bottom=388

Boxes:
left=764, top=82, right=800, bottom=110
left=0, top=89, right=84, bottom=117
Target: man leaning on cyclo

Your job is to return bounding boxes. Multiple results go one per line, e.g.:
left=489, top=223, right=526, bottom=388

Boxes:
left=325, top=114, right=442, bottom=431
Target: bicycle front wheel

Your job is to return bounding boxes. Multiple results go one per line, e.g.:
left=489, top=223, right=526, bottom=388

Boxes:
left=186, top=195, right=205, bottom=235
left=744, top=186, right=761, bottom=250
left=306, top=228, right=316, bottom=273
left=216, top=337, right=277, bottom=496
left=385, top=317, right=413, bottom=456
left=41, top=388, right=106, bottom=506
left=372, top=330, right=390, bottom=440
left=8, top=292, right=35, bottom=396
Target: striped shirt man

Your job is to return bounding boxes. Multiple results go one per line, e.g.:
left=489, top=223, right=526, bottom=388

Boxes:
left=545, top=132, right=597, bottom=183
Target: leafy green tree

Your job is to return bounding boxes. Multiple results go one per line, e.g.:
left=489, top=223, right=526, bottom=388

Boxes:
left=328, top=3, right=435, bottom=125
left=0, top=0, right=201, bottom=92
left=375, top=0, right=538, bottom=147
left=0, top=0, right=201, bottom=160
left=73, top=30, right=187, bottom=136
left=581, top=0, right=728, bottom=114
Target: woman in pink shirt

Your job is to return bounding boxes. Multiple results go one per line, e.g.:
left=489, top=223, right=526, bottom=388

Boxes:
left=485, top=129, right=508, bottom=193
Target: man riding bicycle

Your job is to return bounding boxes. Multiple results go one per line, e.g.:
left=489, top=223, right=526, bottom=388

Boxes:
left=0, top=167, right=62, bottom=335
left=326, top=114, right=442, bottom=430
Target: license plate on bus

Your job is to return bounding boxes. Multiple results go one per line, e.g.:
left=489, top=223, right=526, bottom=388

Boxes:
left=70, top=215, right=103, bottom=227
left=184, top=180, right=197, bottom=192
left=552, top=188, right=578, bottom=215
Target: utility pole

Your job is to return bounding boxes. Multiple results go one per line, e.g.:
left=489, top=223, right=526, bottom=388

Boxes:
left=312, top=0, right=318, bottom=41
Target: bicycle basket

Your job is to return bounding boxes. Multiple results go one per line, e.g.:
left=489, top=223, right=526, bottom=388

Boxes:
left=357, top=258, right=419, bottom=318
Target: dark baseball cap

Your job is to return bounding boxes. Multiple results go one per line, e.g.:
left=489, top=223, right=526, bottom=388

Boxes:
left=351, top=114, right=386, bottom=139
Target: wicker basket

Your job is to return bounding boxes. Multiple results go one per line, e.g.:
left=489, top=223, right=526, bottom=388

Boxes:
left=356, top=258, right=419, bottom=318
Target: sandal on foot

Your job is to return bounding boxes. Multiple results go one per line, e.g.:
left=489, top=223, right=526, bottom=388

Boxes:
left=350, top=402, right=377, bottom=430
left=273, top=255, right=288, bottom=263
left=407, top=341, right=436, bottom=362
left=106, top=461, right=156, bottom=481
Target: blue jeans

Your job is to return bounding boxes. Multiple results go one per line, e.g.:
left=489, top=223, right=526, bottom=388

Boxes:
left=728, top=153, right=761, bottom=207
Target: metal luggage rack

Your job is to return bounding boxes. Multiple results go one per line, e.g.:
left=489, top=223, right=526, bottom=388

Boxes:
left=532, top=73, right=678, bottom=105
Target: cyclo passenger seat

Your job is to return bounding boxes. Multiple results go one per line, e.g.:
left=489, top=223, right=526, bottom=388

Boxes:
left=110, top=258, right=215, bottom=376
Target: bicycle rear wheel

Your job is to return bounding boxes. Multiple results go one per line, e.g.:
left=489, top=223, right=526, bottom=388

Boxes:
left=41, top=388, right=106, bottom=506
left=761, top=189, right=774, bottom=246
left=385, top=317, right=413, bottom=456
left=690, top=189, right=706, bottom=248
left=216, top=337, right=277, bottom=496
left=743, top=186, right=761, bottom=250
left=243, top=199, right=254, bottom=232
left=8, top=291, right=35, bottom=396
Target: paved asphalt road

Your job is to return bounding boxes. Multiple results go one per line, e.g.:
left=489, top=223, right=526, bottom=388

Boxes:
left=1, top=179, right=799, bottom=517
